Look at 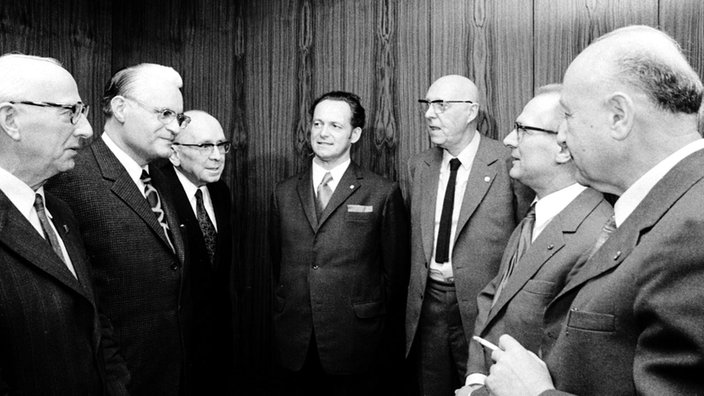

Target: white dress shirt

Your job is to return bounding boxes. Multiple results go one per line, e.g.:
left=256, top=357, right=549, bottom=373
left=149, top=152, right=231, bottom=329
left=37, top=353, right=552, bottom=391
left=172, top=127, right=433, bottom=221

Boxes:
left=312, top=158, right=350, bottom=197
left=0, top=166, right=76, bottom=277
left=174, top=167, right=218, bottom=231
left=102, top=133, right=149, bottom=197
left=430, top=131, right=481, bottom=282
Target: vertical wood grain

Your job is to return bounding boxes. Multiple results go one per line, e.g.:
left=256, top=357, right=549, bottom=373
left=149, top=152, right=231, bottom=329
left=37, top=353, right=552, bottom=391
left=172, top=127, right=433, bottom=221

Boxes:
left=658, top=0, right=704, bottom=74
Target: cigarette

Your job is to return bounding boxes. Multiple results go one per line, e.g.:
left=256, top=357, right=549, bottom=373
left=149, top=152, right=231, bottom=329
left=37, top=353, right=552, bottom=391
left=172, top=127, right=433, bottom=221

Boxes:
left=472, top=336, right=500, bottom=351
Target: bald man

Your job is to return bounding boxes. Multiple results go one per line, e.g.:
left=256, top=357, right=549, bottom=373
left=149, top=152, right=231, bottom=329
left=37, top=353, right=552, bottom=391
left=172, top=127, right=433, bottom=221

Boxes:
left=484, top=25, right=704, bottom=396
left=405, top=75, right=532, bottom=396
left=157, top=110, right=235, bottom=393
left=0, top=54, right=128, bottom=394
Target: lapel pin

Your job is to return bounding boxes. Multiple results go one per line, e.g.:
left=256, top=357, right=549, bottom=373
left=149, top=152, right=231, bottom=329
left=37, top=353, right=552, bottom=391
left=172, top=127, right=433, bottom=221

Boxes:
left=63, top=224, right=69, bottom=233
left=484, top=176, right=490, bottom=182
left=547, top=244, right=554, bottom=250
left=613, top=251, right=622, bottom=260
left=350, top=185, right=354, bottom=189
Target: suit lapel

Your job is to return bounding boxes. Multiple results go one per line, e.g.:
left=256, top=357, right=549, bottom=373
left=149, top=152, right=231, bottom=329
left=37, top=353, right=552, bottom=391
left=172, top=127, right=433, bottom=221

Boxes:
left=555, top=154, right=704, bottom=302
left=455, top=138, right=500, bottom=245
left=296, top=168, right=318, bottom=231
left=91, top=140, right=179, bottom=258
left=420, top=150, right=442, bottom=264
left=0, top=192, right=91, bottom=302
left=316, top=163, right=362, bottom=229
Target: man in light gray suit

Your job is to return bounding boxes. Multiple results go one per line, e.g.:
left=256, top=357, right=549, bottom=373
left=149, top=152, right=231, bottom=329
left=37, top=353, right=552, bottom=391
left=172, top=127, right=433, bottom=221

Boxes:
left=484, top=25, right=704, bottom=396
left=405, top=75, right=532, bottom=396
left=455, top=85, right=612, bottom=396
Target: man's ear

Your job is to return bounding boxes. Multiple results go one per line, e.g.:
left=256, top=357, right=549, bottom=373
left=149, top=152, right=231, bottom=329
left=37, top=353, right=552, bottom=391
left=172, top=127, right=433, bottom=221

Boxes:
left=555, top=142, right=572, bottom=164
left=168, top=146, right=180, bottom=167
left=607, top=92, right=634, bottom=141
left=350, top=127, right=362, bottom=144
left=110, top=96, right=128, bottom=123
left=0, top=103, right=21, bottom=141
left=466, top=103, right=480, bottom=125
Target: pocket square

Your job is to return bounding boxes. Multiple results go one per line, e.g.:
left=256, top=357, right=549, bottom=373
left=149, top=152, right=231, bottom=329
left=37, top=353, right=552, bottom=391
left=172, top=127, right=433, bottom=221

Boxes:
left=347, top=204, right=373, bottom=213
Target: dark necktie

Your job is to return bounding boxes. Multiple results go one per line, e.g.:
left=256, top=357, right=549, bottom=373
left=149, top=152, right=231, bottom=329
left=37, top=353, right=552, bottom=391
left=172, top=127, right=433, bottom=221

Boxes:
left=587, top=215, right=617, bottom=260
left=493, top=204, right=536, bottom=306
left=140, top=170, right=175, bottom=253
left=435, top=158, right=462, bottom=263
left=195, top=188, right=217, bottom=266
left=33, top=194, right=65, bottom=263
left=316, top=172, right=333, bottom=221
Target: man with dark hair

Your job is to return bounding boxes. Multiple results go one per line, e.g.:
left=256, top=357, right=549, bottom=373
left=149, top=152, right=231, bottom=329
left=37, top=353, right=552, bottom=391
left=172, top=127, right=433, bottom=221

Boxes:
left=48, top=63, right=192, bottom=395
left=484, top=25, right=704, bottom=396
left=0, top=53, right=129, bottom=395
left=270, top=91, right=409, bottom=395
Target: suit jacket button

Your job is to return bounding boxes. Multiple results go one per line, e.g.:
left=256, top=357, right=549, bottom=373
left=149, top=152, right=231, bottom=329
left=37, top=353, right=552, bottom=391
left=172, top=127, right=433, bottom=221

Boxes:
left=312, top=265, right=319, bottom=270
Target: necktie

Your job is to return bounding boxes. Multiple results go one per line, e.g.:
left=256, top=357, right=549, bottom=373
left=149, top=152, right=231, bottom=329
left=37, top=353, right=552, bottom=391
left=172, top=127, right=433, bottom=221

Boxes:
left=316, top=172, right=333, bottom=221
left=493, top=204, right=536, bottom=306
left=140, top=170, right=176, bottom=253
left=33, top=194, right=65, bottom=263
left=435, top=158, right=462, bottom=263
left=195, top=188, right=217, bottom=266
left=587, top=215, right=617, bottom=260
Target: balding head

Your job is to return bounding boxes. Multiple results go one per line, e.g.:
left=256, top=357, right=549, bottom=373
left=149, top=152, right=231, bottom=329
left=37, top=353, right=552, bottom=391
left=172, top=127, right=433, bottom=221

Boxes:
left=170, top=110, right=228, bottom=187
left=0, top=54, right=92, bottom=189
left=423, top=75, right=481, bottom=156
left=558, top=25, right=702, bottom=195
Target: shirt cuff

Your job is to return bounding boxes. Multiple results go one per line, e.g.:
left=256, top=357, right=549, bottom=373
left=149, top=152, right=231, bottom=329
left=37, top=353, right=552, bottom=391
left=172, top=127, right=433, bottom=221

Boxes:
left=466, top=373, right=487, bottom=386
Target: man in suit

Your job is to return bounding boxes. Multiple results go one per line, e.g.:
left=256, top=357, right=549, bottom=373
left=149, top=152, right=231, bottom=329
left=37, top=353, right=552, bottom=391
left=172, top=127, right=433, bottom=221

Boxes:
left=455, top=85, right=612, bottom=396
left=157, top=110, right=234, bottom=393
left=0, top=53, right=129, bottom=395
left=405, top=75, right=532, bottom=396
left=48, top=63, right=192, bottom=395
left=270, top=91, right=408, bottom=395
left=483, top=25, right=704, bottom=395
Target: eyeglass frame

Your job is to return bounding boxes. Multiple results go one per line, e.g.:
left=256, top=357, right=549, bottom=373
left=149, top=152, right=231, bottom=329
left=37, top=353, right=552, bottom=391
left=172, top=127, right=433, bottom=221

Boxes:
left=514, top=121, right=558, bottom=141
left=9, top=100, right=89, bottom=125
left=418, top=99, right=475, bottom=114
left=172, top=141, right=232, bottom=154
left=122, top=95, right=191, bottom=128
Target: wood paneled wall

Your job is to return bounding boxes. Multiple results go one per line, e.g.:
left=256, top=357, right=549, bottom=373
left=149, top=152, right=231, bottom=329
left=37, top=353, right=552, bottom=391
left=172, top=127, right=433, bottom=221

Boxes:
left=2, top=0, right=703, bottom=392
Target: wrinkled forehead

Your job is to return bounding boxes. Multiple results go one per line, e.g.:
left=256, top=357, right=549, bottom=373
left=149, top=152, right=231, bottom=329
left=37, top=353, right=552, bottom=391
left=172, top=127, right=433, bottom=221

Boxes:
left=0, top=57, right=80, bottom=102
left=179, top=115, right=225, bottom=142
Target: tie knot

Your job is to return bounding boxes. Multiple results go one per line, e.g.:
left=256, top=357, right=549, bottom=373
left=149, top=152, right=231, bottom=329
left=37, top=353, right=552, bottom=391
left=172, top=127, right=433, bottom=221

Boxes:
left=525, top=203, right=536, bottom=220
left=33, top=193, right=45, bottom=211
left=320, top=172, right=333, bottom=187
left=195, top=188, right=203, bottom=201
left=449, top=158, right=461, bottom=172
left=140, top=170, right=151, bottom=184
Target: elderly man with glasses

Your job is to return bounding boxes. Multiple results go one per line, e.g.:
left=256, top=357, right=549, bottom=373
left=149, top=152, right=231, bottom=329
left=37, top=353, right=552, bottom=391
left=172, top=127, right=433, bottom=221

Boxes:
left=156, top=110, right=236, bottom=394
left=48, top=63, right=193, bottom=395
left=404, top=74, right=532, bottom=396
left=455, top=85, right=612, bottom=396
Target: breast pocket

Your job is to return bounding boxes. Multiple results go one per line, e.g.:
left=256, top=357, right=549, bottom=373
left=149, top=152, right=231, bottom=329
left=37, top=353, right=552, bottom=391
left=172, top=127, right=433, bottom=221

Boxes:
left=567, top=309, right=615, bottom=332
left=345, top=211, right=374, bottom=223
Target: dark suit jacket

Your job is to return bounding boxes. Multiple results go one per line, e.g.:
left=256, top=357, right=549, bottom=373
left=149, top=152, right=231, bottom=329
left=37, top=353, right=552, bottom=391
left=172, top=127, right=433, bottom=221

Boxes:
left=540, top=149, right=704, bottom=395
left=270, top=161, right=409, bottom=375
left=0, top=190, right=129, bottom=396
left=47, top=138, right=190, bottom=395
left=156, top=162, right=234, bottom=393
left=405, top=137, right=533, bottom=355
left=467, top=187, right=612, bottom=378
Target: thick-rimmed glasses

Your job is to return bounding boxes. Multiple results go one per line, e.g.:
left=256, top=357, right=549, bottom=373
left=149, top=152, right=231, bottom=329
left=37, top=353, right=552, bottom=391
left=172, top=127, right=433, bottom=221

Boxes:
left=173, top=141, right=231, bottom=155
left=123, top=96, right=191, bottom=128
left=418, top=99, right=474, bottom=114
left=10, top=100, right=89, bottom=125
left=514, top=122, right=558, bottom=141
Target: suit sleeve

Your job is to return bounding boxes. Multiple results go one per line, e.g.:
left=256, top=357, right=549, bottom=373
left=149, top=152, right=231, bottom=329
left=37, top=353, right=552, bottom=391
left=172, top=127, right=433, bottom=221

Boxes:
left=466, top=271, right=502, bottom=378
left=100, top=313, right=131, bottom=396
left=381, top=183, right=410, bottom=316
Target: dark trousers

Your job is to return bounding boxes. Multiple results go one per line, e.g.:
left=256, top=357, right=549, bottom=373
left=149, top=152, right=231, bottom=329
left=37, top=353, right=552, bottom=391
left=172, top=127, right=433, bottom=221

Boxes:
left=416, top=278, right=468, bottom=396
left=277, top=334, right=383, bottom=396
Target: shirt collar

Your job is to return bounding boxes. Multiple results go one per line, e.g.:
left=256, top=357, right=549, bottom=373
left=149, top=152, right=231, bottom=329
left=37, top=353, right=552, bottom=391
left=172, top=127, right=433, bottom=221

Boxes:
left=174, top=167, right=200, bottom=199
left=614, top=139, right=704, bottom=226
left=534, top=183, right=587, bottom=230
left=102, top=133, right=148, bottom=184
left=0, top=165, right=40, bottom=219
left=441, top=131, right=480, bottom=170
left=312, top=158, right=351, bottom=190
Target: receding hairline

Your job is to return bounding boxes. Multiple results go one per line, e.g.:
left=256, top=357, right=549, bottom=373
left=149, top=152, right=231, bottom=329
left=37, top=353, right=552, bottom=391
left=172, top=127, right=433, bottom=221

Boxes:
left=427, top=74, right=480, bottom=104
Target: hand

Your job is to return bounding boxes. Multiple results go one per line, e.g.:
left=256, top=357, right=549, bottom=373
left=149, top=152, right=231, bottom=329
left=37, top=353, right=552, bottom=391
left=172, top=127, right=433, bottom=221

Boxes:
left=455, top=383, right=482, bottom=396
left=484, top=334, right=555, bottom=396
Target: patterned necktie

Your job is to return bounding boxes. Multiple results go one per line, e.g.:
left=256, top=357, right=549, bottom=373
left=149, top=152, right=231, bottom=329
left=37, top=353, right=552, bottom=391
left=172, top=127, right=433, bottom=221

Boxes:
left=195, top=188, right=217, bottom=266
left=140, top=170, right=175, bottom=253
left=316, top=172, right=333, bottom=221
left=33, top=194, right=65, bottom=263
left=587, top=215, right=617, bottom=260
left=435, top=158, right=462, bottom=263
left=493, top=204, right=537, bottom=306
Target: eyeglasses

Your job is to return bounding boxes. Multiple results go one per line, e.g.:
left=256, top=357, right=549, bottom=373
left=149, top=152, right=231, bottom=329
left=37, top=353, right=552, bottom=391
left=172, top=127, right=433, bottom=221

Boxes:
left=418, top=99, right=474, bottom=114
left=514, top=122, right=558, bottom=140
left=173, top=141, right=232, bottom=155
left=123, top=96, right=191, bottom=128
left=10, top=100, right=89, bottom=125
